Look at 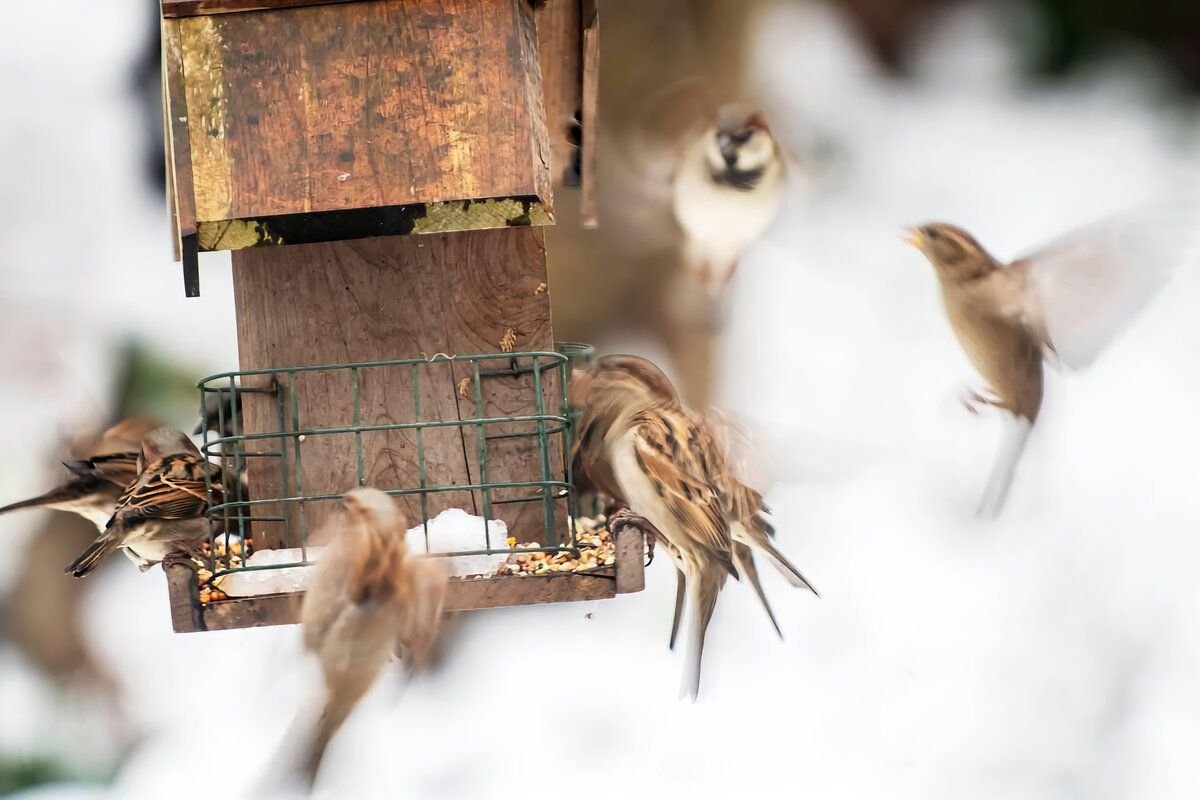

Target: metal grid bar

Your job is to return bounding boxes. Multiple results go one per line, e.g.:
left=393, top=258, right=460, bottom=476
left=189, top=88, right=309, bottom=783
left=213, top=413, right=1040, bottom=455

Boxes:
left=196, top=349, right=581, bottom=578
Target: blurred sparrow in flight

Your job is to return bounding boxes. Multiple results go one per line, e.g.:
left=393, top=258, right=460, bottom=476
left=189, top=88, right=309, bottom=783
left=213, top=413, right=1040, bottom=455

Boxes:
left=0, top=418, right=162, bottom=530
left=672, top=104, right=786, bottom=295
left=571, top=355, right=816, bottom=700
left=906, top=207, right=1191, bottom=515
left=297, top=488, right=448, bottom=786
left=64, top=427, right=222, bottom=577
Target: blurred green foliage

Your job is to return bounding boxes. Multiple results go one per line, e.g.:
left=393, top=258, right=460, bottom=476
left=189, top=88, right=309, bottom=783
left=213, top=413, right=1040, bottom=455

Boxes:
left=110, top=340, right=203, bottom=431
left=0, top=756, right=73, bottom=795
left=1027, top=0, right=1200, bottom=87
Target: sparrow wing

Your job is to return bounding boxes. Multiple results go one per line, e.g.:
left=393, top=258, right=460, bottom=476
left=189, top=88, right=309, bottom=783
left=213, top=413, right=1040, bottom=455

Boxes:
left=631, top=410, right=732, bottom=564
left=1012, top=199, right=1197, bottom=368
left=112, top=455, right=212, bottom=526
left=63, top=452, right=140, bottom=489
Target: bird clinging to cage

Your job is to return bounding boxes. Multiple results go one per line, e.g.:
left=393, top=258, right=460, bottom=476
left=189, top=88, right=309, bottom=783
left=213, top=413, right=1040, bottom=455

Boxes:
left=297, top=487, right=448, bottom=787
left=672, top=104, right=786, bottom=296
left=571, top=354, right=817, bottom=700
left=905, top=203, right=1194, bottom=515
left=0, top=417, right=162, bottom=531
left=64, top=427, right=222, bottom=577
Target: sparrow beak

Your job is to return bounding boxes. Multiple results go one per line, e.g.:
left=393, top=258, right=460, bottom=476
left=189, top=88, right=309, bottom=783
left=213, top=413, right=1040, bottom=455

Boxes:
left=903, top=227, right=926, bottom=249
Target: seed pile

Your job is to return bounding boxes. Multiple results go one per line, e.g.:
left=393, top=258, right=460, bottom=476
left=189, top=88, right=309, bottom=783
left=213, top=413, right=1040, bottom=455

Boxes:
left=496, top=516, right=616, bottom=576
left=195, top=537, right=253, bottom=604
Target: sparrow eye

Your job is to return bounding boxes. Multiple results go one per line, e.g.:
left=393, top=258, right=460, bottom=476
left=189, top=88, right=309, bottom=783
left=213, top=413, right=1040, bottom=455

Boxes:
left=926, top=228, right=941, bottom=240
left=731, top=129, right=753, bottom=145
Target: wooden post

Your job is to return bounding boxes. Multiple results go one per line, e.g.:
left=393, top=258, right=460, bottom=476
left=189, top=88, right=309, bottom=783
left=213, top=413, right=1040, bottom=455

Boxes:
left=232, top=227, right=562, bottom=547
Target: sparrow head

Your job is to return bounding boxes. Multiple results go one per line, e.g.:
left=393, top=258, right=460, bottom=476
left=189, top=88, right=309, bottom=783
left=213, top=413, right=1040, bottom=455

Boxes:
left=705, top=105, right=779, bottom=188
left=592, top=355, right=680, bottom=406
left=904, top=223, right=998, bottom=282
left=576, top=355, right=681, bottom=426
left=343, top=487, right=407, bottom=543
left=138, top=426, right=200, bottom=471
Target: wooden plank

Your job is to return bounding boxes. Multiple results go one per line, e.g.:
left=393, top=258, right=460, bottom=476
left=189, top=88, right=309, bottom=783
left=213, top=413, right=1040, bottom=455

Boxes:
left=167, top=514, right=646, bottom=632
left=438, top=228, right=567, bottom=544
left=193, top=196, right=552, bottom=252
left=163, top=0, right=362, bottom=18
left=613, top=524, right=645, bottom=594
left=176, top=0, right=550, bottom=224
left=579, top=2, right=599, bottom=227
left=533, top=0, right=581, bottom=189
left=163, top=19, right=198, bottom=257
left=232, top=235, right=480, bottom=548
left=165, top=561, right=206, bottom=633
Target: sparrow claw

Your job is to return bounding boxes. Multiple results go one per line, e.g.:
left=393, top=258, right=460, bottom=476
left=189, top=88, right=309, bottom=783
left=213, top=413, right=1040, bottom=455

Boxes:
left=606, top=508, right=657, bottom=565
left=961, top=388, right=999, bottom=416
left=160, top=550, right=197, bottom=573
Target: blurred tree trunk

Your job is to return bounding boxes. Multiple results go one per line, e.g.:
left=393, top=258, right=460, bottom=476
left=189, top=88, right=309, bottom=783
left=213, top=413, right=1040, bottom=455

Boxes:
left=547, top=0, right=774, bottom=405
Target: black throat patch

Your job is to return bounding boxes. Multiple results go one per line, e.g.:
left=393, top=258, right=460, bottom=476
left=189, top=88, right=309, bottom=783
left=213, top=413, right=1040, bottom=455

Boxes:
left=711, top=166, right=765, bottom=191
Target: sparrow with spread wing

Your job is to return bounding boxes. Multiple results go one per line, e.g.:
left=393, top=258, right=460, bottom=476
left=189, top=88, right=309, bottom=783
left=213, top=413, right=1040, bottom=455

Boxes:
left=0, top=418, right=162, bottom=530
left=906, top=205, right=1193, bottom=515
left=64, top=427, right=221, bottom=577
left=297, top=488, right=448, bottom=787
left=572, top=355, right=816, bottom=699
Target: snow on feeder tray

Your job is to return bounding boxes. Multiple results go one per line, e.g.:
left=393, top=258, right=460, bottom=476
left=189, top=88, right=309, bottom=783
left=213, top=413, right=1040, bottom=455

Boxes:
left=166, top=349, right=646, bottom=634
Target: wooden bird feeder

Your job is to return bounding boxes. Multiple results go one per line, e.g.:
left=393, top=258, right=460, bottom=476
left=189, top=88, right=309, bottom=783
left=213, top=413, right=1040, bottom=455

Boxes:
left=157, top=0, right=628, bottom=634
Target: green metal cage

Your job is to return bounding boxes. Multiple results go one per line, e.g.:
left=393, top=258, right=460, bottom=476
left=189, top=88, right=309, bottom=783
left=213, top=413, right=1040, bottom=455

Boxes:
left=195, top=346, right=589, bottom=582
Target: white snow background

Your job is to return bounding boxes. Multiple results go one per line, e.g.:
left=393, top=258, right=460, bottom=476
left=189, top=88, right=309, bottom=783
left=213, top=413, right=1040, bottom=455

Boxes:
left=2, top=1, right=1200, bottom=798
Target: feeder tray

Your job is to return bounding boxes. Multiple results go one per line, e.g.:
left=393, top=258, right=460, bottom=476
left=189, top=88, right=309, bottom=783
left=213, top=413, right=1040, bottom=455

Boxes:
left=165, top=348, right=644, bottom=633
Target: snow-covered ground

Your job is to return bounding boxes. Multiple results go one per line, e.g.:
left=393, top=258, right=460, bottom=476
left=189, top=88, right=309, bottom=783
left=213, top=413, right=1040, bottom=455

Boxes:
left=3, top=2, right=1200, bottom=798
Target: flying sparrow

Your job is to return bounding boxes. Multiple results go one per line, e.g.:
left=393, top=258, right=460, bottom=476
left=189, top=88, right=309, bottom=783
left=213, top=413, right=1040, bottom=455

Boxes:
left=0, top=418, right=162, bottom=531
left=63, top=427, right=222, bottom=577
left=906, top=208, right=1188, bottom=515
left=572, top=355, right=816, bottom=699
left=672, top=104, right=786, bottom=296
left=297, top=488, right=448, bottom=786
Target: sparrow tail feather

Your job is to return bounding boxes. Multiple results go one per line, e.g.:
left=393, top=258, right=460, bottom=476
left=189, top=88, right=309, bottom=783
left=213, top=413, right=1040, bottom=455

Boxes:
left=679, top=568, right=722, bottom=703
left=300, top=668, right=380, bottom=788
left=734, top=522, right=819, bottom=597
left=668, top=568, right=686, bottom=651
left=732, top=542, right=783, bottom=639
left=977, top=417, right=1033, bottom=518
left=64, top=534, right=121, bottom=578
left=0, top=488, right=85, bottom=516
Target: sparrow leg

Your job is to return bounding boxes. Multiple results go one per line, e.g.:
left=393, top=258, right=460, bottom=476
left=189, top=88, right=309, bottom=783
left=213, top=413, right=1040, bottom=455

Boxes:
left=961, top=388, right=1002, bottom=415
left=606, top=507, right=658, bottom=566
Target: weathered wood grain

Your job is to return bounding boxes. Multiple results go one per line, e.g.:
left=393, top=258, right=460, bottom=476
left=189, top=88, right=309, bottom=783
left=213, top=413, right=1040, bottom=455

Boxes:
left=193, top=196, right=552, bottom=252
left=232, top=236, right=479, bottom=547
left=613, top=523, right=645, bottom=594
left=164, top=0, right=362, bottom=18
left=165, top=561, right=206, bottom=633
left=435, top=228, right=569, bottom=543
left=579, top=2, right=600, bottom=227
left=533, top=0, right=582, bottom=187
left=163, top=19, right=199, bottom=272
left=231, top=227, right=556, bottom=549
left=176, top=0, right=551, bottom=228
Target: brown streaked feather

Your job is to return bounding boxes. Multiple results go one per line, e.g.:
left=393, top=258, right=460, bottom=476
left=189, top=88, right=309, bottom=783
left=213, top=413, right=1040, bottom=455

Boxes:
left=632, top=410, right=734, bottom=573
left=112, top=454, right=216, bottom=524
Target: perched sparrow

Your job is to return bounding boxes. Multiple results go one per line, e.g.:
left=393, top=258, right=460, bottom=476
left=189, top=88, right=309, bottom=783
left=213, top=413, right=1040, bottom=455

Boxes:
left=572, top=355, right=816, bottom=699
left=0, top=418, right=161, bottom=530
left=297, top=488, right=448, bottom=786
left=194, top=383, right=246, bottom=438
left=906, top=209, right=1186, bottom=514
left=63, top=427, right=222, bottom=577
left=672, top=104, right=786, bottom=295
